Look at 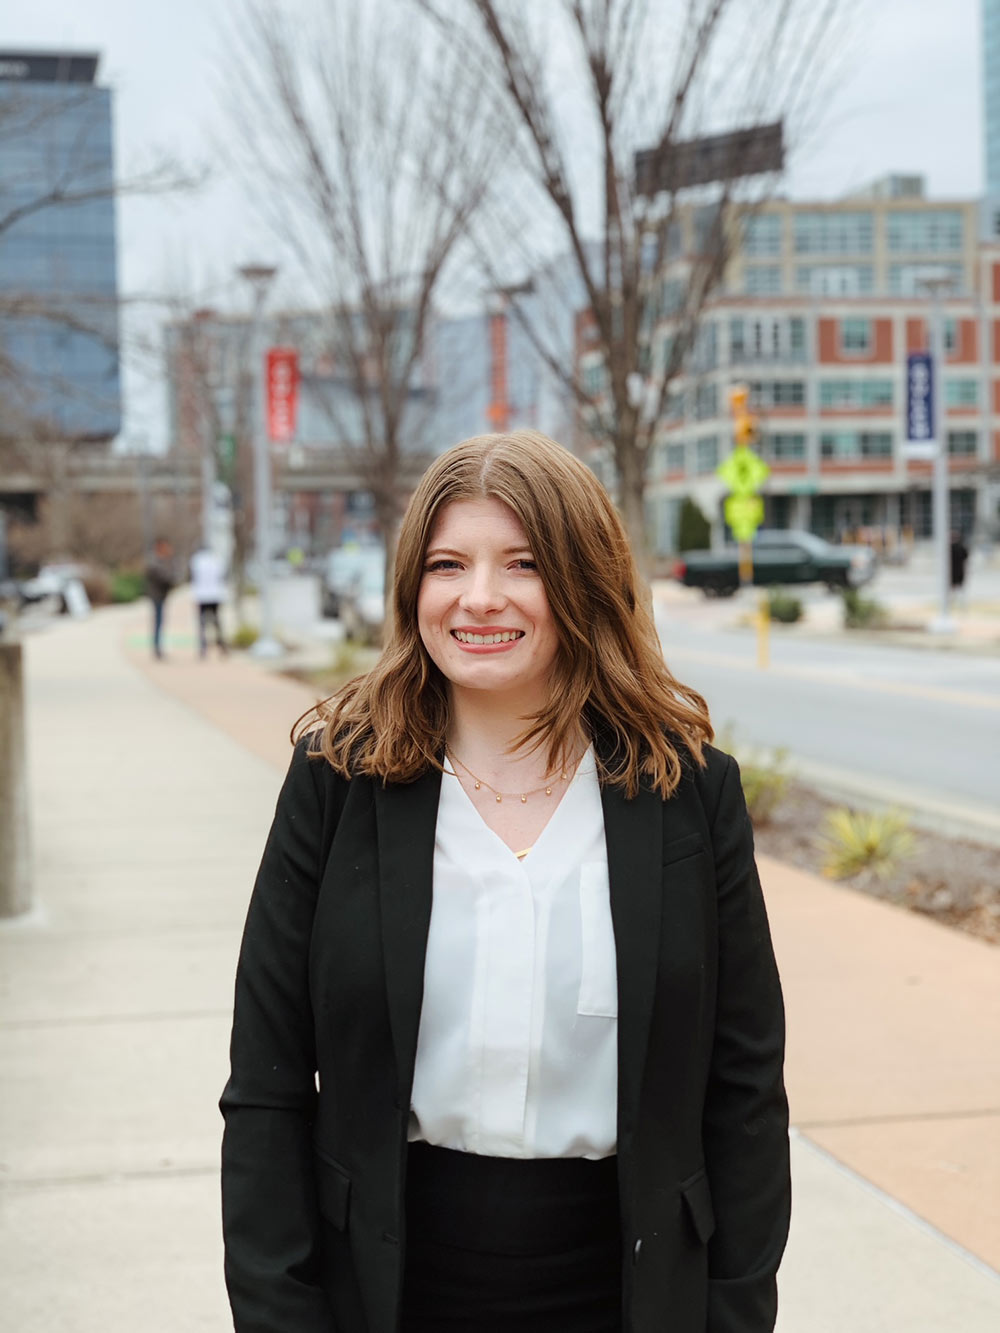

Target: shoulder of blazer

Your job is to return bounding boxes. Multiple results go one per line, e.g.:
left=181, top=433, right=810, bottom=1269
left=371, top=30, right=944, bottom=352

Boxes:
left=671, top=740, right=737, bottom=821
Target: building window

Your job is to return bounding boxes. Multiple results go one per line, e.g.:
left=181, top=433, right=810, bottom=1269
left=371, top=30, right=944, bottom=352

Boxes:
left=796, top=265, right=874, bottom=295
left=729, top=318, right=746, bottom=362
left=742, top=212, right=783, bottom=257
left=888, top=262, right=966, bottom=296
left=690, top=321, right=718, bottom=373
left=943, top=318, right=958, bottom=353
left=840, top=317, right=872, bottom=355
left=819, top=380, right=894, bottom=409
left=730, top=316, right=806, bottom=365
left=760, top=433, right=806, bottom=461
left=749, top=381, right=806, bottom=408
left=945, top=379, right=978, bottom=408
left=820, top=431, right=893, bottom=459
left=695, top=436, right=719, bottom=473
left=789, top=318, right=807, bottom=360
left=794, top=211, right=874, bottom=254
left=947, top=430, right=978, bottom=455
left=694, top=382, right=718, bottom=420
left=665, top=442, right=687, bottom=472
left=744, top=265, right=783, bottom=295
left=887, top=209, right=964, bottom=253
left=581, top=361, right=605, bottom=397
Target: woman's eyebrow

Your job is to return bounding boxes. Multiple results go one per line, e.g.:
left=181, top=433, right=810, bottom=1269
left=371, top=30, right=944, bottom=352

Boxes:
left=424, top=545, right=534, bottom=557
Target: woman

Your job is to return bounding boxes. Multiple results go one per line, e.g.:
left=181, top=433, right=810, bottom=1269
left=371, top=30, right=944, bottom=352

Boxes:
left=221, top=430, right=789, bottom=1333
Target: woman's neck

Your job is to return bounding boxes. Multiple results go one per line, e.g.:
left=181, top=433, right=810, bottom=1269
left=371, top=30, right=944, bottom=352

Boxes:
left=446, top=688, right=582, bottom=779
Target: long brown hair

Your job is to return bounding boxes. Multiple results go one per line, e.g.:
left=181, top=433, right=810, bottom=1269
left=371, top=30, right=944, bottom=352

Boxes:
left=301, top=430, right=712, bottom=797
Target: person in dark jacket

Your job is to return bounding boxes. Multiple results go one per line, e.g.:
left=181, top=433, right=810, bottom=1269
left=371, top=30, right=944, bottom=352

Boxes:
left=144, top=537, right=175, bottom=660
left=221, top=431, right=790, bottom=1333
left=949, top=531, right=969, bottom=595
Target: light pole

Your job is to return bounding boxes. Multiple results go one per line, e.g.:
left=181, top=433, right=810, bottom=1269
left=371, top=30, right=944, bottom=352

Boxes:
left=238, top=262, right=282, bottom=657
left=917, top=272, right=957, bottom=634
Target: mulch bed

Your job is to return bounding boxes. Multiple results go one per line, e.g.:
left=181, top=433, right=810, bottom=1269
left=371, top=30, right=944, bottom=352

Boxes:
left=752, top=781, right=1000, bottom=946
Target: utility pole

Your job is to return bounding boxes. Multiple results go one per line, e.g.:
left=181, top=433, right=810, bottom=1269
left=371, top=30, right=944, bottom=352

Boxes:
left=918, top=273, right=957, bottom=633
left=237, top=263, right=282, bottom=657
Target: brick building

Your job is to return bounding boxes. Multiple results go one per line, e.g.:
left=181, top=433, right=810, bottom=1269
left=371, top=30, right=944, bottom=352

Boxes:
left=633, top=178, right=1000, bottom=555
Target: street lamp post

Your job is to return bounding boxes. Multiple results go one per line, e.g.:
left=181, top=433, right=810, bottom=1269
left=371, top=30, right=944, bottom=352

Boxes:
left=917, top=272, right=957, bottom=634
left=238, top=263, right=282, bottom=658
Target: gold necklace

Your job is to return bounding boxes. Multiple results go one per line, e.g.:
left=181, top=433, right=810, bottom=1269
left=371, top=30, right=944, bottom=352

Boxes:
left=447, top=751, right=569, bottom=804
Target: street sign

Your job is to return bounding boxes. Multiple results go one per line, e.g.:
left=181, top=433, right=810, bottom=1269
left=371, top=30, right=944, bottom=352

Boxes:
left=724, top=493, right=764, bottom=541
left=903, top=351, right=938, bottom=460
left=716, top=445, right=770, bottom=496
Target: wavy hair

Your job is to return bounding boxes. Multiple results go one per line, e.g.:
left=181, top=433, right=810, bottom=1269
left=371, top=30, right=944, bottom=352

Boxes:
left=300, top=430, right=712, bottom=797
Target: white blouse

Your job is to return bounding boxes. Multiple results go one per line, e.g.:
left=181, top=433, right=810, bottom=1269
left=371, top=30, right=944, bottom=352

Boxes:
left=408, top=749, right=618, bottom=1160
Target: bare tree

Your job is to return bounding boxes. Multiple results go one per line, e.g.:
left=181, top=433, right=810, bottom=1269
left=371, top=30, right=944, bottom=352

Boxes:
left=223, top=0, right=505, bottom=573
left=418, top=0, right=850, bottom=571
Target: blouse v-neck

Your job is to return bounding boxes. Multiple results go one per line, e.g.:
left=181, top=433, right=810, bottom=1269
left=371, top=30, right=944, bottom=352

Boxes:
left=443, top=746, right=595, bottom=866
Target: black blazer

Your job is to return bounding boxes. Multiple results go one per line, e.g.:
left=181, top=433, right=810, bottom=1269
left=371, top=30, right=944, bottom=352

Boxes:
left=221, top=738, right=790, bottom=1333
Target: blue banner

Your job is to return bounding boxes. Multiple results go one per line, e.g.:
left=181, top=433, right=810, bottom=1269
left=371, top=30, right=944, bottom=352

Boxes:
left=905, top=352, right=934, bottom=442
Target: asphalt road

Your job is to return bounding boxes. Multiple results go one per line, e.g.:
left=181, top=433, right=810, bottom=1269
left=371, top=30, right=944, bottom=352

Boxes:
left=654, top=613, right=1000, bottom=844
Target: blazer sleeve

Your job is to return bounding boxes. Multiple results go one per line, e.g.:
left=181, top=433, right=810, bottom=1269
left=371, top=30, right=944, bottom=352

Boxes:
left=703, top=754, right=791, bottom=1333
left=220, top=739, right=336, bottom=1333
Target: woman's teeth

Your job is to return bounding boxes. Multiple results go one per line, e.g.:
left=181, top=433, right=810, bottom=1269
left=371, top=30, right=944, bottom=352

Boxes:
left=452, top=630, right=524, bottom=645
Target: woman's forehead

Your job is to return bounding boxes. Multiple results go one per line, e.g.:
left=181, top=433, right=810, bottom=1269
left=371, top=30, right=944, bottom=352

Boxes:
left=427, top=496, right=529, bottom=545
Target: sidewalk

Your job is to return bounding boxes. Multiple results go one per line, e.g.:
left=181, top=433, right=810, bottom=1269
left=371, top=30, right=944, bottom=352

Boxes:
left=1, top=599, right=998, bottom=1332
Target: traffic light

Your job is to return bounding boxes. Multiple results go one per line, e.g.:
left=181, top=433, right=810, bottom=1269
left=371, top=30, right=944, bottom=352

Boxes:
left=729, top=384, right=758, bottom=447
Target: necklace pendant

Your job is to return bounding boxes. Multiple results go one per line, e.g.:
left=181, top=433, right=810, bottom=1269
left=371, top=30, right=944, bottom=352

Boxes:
left=496, top=793, right=502, bottom=803
left=520, top=794, right=527, bottom=803
left=545, top=787, right=552, bottom=796
left=474, top=780, right=481, bottom=790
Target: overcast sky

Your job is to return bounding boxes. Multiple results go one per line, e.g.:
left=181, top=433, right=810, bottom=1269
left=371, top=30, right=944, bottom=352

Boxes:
left=4, top=0, right=987, bottom=446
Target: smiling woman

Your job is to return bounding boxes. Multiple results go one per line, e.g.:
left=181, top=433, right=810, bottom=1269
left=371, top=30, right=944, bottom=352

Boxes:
left=221, top=430, right=791, bottom=1333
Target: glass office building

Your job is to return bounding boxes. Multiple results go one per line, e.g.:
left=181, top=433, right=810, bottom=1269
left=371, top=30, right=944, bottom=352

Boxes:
left=985, top=2, right=1000, bottom=207
left=0, top=52, right=120, bottom=440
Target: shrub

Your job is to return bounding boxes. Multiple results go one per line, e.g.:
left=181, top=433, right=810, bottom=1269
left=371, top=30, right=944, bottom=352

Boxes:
left=678, top=496, right=711, bottom=552
left=109, top=569, right=145, bottom=604
left=231, top=623, right=260, bottom=650
left=819, top=807, right=914, bottom=880
left=767, top=588, right=803, bottom=624
left=841, top=586, right=889, bottom=629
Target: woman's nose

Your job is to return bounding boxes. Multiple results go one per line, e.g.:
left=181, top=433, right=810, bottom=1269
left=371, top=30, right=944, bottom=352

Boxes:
left=460, top=564, right=505, bottom=612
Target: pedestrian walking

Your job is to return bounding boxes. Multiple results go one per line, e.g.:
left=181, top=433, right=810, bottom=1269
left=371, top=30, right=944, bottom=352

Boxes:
left=950, top=530, right=969, bottom=601
left=221, top=431, right=789, bottom=1333
left=144, top=537, right=175, bottom=660
left=190, top=545, right=228, bottom=658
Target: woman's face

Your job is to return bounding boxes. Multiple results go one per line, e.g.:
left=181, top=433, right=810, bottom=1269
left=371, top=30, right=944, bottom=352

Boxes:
left=417, top=497, right=559, bottom=709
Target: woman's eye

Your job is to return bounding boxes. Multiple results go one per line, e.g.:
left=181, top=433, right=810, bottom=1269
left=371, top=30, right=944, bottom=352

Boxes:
left=424, top=559, right=461, bottom=572
left=513, top=559, right=538, bottom=571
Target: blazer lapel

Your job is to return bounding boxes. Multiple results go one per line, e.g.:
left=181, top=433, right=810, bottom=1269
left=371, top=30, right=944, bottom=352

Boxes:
left=374, top=767, right=442, bottom=1106
left=600, top=776, right=663, bottom=1157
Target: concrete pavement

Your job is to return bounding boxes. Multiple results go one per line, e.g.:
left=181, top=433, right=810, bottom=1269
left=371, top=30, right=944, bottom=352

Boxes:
left=1, top=596, right=998, bottom=1331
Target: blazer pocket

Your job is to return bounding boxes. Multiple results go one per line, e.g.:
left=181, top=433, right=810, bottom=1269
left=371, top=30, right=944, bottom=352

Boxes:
left=662, top=832, right=706, bottom=867
left=577, top=862, right=618, bottom=1018
left=679, top=1167, right=716, bottom=1246
left=314, top=1148, right=351, bottom=1231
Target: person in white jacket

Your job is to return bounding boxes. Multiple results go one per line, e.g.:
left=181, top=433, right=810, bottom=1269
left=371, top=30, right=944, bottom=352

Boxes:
left=190, top=546, right=228, bottom=658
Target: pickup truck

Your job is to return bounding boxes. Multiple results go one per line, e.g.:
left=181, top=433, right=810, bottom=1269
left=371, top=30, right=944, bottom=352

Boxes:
left=672, top=529, right=876, bottom=597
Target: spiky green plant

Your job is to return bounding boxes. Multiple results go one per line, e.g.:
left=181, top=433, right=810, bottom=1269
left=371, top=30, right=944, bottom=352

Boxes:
left=819, top=808, right=914, bottom=880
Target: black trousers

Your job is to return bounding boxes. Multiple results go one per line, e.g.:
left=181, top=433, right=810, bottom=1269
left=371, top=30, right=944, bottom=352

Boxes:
left=401, top=1143, right=622, bottom=1333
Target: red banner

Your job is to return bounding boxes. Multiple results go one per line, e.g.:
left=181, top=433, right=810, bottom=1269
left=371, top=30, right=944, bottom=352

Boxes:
left=266, top=347, right=300, bottom=443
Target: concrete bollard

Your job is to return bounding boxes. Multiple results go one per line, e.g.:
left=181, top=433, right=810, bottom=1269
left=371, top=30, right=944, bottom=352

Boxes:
left=0, top=640, right=32, bottom=917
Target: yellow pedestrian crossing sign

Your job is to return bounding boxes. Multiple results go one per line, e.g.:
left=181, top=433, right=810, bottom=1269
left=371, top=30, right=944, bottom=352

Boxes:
left=716, top=445, right=770, bottom=496
left=724, top=493, right=765, bottom=541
